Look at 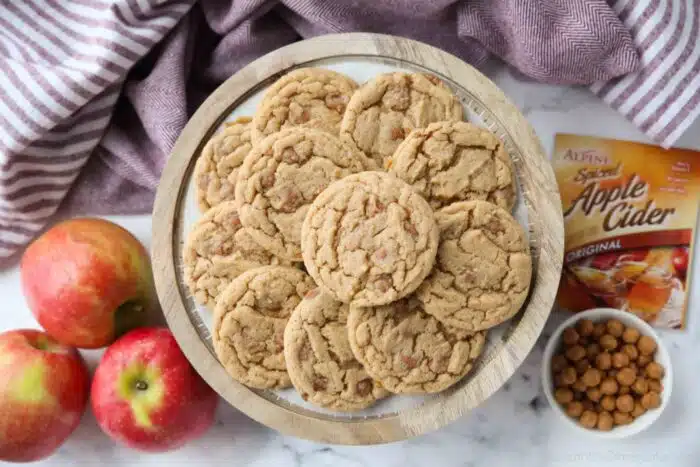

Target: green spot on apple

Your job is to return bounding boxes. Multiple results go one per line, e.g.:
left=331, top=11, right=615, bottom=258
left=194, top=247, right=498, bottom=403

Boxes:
left=11, top=361, right=52, bottom=404
left=116, top=362, right=164, bottom=429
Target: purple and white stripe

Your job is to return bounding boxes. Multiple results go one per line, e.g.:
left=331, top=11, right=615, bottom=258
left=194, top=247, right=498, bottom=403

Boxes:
left=0, top=0, right=193, bottom=258
left=591, top=0, right=700, bottom=147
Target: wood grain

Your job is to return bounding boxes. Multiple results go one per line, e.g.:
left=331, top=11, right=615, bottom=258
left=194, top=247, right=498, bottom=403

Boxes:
left=151, top=32, right=564, bottom=445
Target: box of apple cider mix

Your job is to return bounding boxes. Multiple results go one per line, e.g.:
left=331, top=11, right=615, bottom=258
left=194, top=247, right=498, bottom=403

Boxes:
left=553, top=133, right=700, bottom=329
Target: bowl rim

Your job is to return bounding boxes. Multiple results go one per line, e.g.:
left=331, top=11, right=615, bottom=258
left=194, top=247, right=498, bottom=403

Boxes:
left=541, top=307, right=673, bottom=439
left=151, top=32, right=565, bottom=445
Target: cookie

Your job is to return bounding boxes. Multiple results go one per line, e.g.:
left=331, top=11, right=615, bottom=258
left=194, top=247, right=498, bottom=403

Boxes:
left=194, top=117, right=253, bottom=212
left=347, top=297, right=486, bottom=394
left=212, top=266, right=315, bottom=389
left=340, top=72, right=463, bottom=167
left=389, top=121, right=516, bottom=210
left=301, top=171, right=439, bottom=306
left=235, top=128, right=373, bottom=262
left=284, top=288, right=388, bottom=411
left=416, top=200, right=532, bottom=332
left=183, top=201, right=291, bottom=310
left=252, top=67, right=357, bottom=142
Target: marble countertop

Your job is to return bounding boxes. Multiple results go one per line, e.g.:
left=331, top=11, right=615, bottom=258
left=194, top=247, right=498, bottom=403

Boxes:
left=1, top=64, right=699, bottom=466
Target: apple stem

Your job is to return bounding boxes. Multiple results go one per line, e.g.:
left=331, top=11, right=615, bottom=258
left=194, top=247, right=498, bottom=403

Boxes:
left=135, top=380, right=148, bottom=391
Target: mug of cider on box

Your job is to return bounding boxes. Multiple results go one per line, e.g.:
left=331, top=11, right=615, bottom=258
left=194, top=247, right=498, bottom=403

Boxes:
left=553, top=134, right=699, bottom=329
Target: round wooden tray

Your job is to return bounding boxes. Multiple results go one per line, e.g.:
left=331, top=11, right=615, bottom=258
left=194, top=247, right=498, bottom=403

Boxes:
left=152, top=33, right=564, bottom=445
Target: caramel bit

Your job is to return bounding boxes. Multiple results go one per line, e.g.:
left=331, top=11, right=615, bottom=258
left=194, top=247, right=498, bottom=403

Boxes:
left=281, top=147, right=300, bottom=163
left=229, top=214, right=241, bottom=227
left=391, top=127, right=405, bottom=140
left=299, top=109, right=311, bottom=123
left=401, top=355, right=417, bottom=369
left=304, top=288, right=320, bottom=299
left=260, top=171, right=276, bottom=189
left=312, top=378, right=327, bottom=392
left=325, top=92, right=347, bottom=112
left=282, top=189, right=302, bottom=213
left=404, top=221, right=418, bottom=237
left=356, top=379, right=373, bottom=397
left=375, top=276, right=392, bottom=293
left=424, top=74, right=441, bottom=85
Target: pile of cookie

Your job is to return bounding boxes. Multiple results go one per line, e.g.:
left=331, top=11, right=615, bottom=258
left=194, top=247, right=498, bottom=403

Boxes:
left=184, top=68, right=533, bottom=412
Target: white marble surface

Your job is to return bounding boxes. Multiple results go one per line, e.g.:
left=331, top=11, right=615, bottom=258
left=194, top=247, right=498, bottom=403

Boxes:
left=1, top=64, right=699, bottom=466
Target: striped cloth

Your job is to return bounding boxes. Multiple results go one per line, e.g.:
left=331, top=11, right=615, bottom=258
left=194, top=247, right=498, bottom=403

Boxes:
left=591, top=0, right=700, bottom=147
left=0, top=0, right=698, bottom=259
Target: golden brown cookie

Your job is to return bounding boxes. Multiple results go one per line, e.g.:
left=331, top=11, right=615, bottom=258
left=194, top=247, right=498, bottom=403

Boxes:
left=194, top=117, right=253, bottom=212
left=252, top=68, right=358, bottom=142
left=235, top=128, right=373, bottom=262
left=183, top=201, right=292, bottom=310
left=347, top=297, right=486, bottom=394
left=301, top=171, right=439, bottom=307
left=284, top=288, right=388, bottom=411
left=212, top=266, right=315, bottom=389
left=389, top=121, right=516, bottom=210
left=416, top=200, right=532, bottom=332
left=340, top=72, right=463, bottom=167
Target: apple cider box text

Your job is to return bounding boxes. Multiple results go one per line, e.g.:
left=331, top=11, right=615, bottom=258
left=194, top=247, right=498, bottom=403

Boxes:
left=554, top=134, right=700, bottom=329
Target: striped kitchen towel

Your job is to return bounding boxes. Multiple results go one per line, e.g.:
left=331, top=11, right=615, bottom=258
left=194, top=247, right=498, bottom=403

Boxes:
left=0, top=0, right=698, bottom=259
left=591, top=0, right=700, bottom=148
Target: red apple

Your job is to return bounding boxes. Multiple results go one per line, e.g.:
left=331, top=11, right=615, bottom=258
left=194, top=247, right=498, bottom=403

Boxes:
left=91, top=328, right=218, bottom=452
left=21, top=218, right=158, bottom=348
left=0, top=329, right=89, bottom=463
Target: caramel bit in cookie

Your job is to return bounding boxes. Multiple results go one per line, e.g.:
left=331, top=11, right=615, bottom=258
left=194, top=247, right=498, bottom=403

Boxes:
left=312, top=378, right=328, bottom=392
left=260, top=170, right=276, bottom=189
left=424, top=74, right=441, bottom=85
left=281, top=147, right=301, bottom=163
left=391, top=127, right=405, bottom=140
left=404, top=221, right=418, bottom=237
left=304, top=288, right=320, bottom=299
left=325, top=92, right=347, bottom=112
left=401, top=355, right=418, bottom=369
left=375, top=275, right=392, bottom=293
left=279, top=189, right=301, bottom=213
left=298, top=109, right=311, bottom=123
left=375, top=248, right=388, bottom=261
left=356, top=379, right=373, bottom=397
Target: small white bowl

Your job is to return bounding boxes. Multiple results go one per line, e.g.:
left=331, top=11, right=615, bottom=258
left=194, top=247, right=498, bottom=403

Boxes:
left=541, top=308, right=672, bottom=438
